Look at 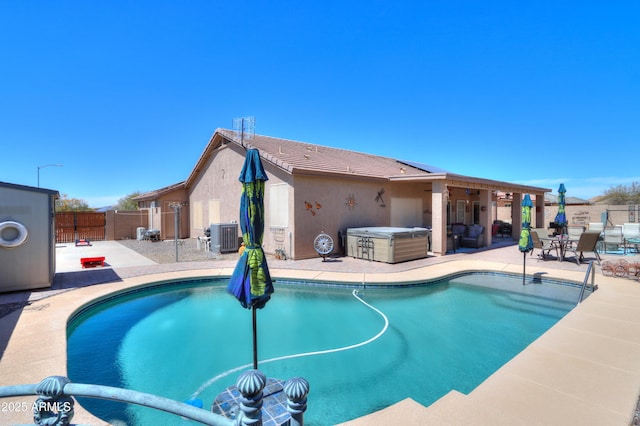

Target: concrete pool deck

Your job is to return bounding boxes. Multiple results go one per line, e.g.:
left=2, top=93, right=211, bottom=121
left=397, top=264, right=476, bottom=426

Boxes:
left=1, top=241, right=639, bottom=425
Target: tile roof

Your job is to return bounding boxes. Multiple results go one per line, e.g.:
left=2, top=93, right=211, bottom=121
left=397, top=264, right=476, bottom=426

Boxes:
left=181, top=128, right=549, bottom=195
left=133, top=181, right=186, bottom=201
left=0, top=181, right=60, bottom=197
left=216, top=128, right=430, bottom=180
left=544, top=193, right=591, bottom=205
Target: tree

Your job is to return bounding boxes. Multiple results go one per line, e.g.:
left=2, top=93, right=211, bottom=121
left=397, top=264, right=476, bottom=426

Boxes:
left=594, top=182, right=640, bottom=204
left=55, top=194, right=92, bottom=211
left=114, top=191, right=142, bottom=211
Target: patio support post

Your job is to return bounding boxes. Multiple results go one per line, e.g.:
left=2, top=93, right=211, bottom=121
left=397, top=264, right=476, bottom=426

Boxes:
left=512, top=193, right=523, bottom=241
left=284, top=377, right=310, bottom=426
left=431, top=181, right=447, bottom=255
left=236, top=369, right=266, bottom=426
left=535, top=194, right=545, bottom=229
left=479, top=189, right=492, bottom=245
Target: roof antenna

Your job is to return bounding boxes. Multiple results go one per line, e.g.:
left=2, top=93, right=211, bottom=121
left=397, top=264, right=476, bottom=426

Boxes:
left=232, top=116, right=255, bottom=151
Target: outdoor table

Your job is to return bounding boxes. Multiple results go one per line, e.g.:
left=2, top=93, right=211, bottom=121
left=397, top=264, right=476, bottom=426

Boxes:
left=549, top=235, right=572, bottom=262
left=625, top=237, right=640, bottom=255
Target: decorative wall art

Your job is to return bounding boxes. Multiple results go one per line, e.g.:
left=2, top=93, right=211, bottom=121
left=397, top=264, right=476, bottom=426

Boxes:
left=304, top=201, right=322, bottom=216
left=375, top=188, right=386, bottom=207
left=345, top=194, right=357, bottom=210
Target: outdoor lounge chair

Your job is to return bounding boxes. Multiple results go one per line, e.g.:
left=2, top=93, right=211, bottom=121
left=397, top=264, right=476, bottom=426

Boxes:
left=567, top=225, right=584, bottom=241
left=623, top=223, right=640, bottom=254
left=461, top=224, right=485, bottom=248
left=589, top=222, right=604, bottom=233
left=531, top=228, right=558, bottom=260
left=603, top=226, right=624, bottom=253
left=564, top=231, right=602, bottom=265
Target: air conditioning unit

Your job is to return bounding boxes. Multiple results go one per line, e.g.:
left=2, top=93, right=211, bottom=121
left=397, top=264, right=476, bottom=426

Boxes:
left=210, top=223, right=239, bottom=253
left=136, top=227, right=146, bottom=241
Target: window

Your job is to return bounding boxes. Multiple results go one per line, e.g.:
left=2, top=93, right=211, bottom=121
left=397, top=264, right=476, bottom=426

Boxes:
left=270, top=184, right=289, bottom=227
left=192, top=201, right=202, bottom=229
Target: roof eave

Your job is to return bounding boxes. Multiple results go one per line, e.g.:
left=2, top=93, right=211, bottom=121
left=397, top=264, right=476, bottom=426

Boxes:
left=184, top=130, right=226, bottom=188
left=389, top=173, right=551, bottom=194
left=292, top=169, right=389, bottom=182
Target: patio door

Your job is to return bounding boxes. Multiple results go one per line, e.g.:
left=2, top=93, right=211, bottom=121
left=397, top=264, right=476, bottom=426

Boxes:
left=473, top=201, right=480, bottom=225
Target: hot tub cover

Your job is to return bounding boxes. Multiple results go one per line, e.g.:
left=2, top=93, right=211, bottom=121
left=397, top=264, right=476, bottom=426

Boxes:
left=346, top=227, right=431, bottom=239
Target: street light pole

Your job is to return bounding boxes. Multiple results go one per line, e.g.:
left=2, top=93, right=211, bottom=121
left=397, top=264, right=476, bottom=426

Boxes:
left=37, top=164, right=63, bottom=188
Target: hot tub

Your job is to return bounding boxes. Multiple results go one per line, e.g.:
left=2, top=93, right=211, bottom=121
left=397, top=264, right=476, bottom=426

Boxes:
left=346, top=227, right=431, bottom=263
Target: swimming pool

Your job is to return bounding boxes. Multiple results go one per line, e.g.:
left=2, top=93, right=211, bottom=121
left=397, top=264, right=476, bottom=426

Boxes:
left=67, top=273, right=584, bottom=425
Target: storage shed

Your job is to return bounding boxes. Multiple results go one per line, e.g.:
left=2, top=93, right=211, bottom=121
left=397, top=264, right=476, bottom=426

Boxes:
left=0, top=182, right=59, bottom=292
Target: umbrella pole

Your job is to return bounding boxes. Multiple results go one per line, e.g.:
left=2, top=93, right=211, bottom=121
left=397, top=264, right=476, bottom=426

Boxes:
left=252, top=306, right=258, bottom=370
left=522, top=252, right=526, bottom=286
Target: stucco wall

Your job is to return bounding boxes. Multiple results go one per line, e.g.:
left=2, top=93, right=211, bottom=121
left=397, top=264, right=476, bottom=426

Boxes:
left=287, top=178, right=440, bottom=259
left=188, top=144, right=293, bottom=253
left=106, top=210, right=148, bottom=240
left=289, top=176, right=387, bottom=259
left=188, top=144, right=246, bottom=238
left=184, top=139, right=555, bottom=259
left=496, top=204, right=640, bottom=230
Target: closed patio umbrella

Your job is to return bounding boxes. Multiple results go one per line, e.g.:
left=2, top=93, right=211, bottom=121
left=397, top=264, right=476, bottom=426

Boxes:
left=227, top=148, right=274, bottom=369
left=519, top=194, right=534, bottom=285
left=554, top=183, right=568, bottom=234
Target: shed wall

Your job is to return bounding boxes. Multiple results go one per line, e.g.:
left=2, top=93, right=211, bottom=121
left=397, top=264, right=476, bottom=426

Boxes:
left=0, top=186, right=56, bottom=292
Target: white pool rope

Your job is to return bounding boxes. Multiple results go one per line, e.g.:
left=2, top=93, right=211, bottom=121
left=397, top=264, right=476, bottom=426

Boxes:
left=190, top=289, right=389, bottom=400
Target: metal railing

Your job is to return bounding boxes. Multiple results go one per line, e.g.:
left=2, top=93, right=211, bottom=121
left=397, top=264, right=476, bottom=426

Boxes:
left=0, top=370, right=309, bottom=426
left=577, top=260, right=597, bottom=304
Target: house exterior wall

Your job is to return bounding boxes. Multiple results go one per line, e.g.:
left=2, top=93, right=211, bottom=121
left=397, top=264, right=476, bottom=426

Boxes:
left=387, top=181, right=433, bottom=228
left=185, top=143, right=554, bottom=258
left=188, top=144, right=294, bottom=252
left=260, top=160, right=293, bottom=258
left=290, top=176, right=390, bottom=259
left=181, top=131, right=550, bottom=259
left=286, top=178, right=438, bottom=260
left=188, top=144, right=245, bottom=239
left=138, top=188, right=188, bottom=240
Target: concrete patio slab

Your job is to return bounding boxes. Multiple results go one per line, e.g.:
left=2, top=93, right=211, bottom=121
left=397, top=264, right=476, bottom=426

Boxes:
left=1, top=241, right=640, bottom=425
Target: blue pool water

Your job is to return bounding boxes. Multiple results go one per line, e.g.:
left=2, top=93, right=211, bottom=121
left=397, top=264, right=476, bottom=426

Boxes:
left=67, top=273, right=582, bottom=425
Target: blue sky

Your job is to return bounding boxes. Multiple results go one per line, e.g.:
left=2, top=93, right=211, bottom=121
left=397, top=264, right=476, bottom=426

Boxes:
left=1, top=1, right=638, bottom=207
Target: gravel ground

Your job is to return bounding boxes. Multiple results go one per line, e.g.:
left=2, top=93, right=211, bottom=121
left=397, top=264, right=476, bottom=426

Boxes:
left=116, top=238, right=244, bottom=264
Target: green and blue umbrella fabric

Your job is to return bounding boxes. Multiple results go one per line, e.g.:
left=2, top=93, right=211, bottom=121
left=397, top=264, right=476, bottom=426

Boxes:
left=518, top=194, right=534, bottom=253
left=554, top=183, right=567, bottom=228
left=519, top=194, right=534, bottom=285
left=227, top=149, right=274, bottom=309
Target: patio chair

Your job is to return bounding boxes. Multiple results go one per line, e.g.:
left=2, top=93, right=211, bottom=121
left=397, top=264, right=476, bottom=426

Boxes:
left=603, top=226, right=624, bottom=253
left=623, top=223, right=640, bottom=254
left=567, top=225, right=584, bottom=241
left=461, top=224, right=485, bottom=248
left=531, top=228, right=558, bottom=260
left=588, top=223, right=604, bottom=233
left=564, top=231, right=602, bottom=265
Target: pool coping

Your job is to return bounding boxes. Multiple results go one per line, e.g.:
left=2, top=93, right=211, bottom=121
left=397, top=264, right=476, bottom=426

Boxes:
left=1, top=260, right=639, bottom=425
